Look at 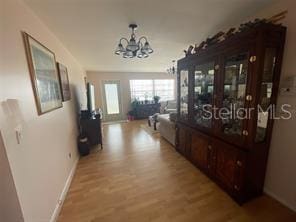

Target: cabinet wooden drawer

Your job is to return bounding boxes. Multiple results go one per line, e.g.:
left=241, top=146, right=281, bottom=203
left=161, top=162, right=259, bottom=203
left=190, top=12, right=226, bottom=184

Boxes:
left=176, top=125, right=191, bottom=157
left=213, top=139, right=246, bottom=194
left=190, top=131, right=210, bottom=170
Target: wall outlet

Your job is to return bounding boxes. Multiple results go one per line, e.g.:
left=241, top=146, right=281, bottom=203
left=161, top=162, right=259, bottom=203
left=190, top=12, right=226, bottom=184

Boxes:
left=280, top=87, right=296, bottom=96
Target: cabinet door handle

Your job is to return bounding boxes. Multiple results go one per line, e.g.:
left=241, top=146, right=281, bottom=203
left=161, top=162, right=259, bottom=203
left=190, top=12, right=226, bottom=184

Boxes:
left=246, top=95, right=253, bottom=101
left=208, top=145, right=212, bottom=150
left=234, top=185, right=240, bottom=191
left=249, top=55, right=257, bottom=63
left=237, top=160, right=243, bottom=167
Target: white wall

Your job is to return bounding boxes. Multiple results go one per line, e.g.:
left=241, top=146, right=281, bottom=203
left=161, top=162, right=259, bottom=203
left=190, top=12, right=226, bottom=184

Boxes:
left=0, top=131, right=23, bottom=222
left=252, top=0, right=296, bottom=212
left=0, top=0, right=4, bottom=99
left=1, top=0, right=86, bottom=221
left=87, top=71, right=176, bottom=121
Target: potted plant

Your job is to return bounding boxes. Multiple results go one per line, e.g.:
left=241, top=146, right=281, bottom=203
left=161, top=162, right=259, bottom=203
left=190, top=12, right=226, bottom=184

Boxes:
left=127, top=110, right=135, bottom=121
left=144, top=94, right=149, bottom=104
left=153, top=95, right=160, bottom=104
left=130, top=99, right=139, bottom=119
left=131, top=98, right=140, bottom=109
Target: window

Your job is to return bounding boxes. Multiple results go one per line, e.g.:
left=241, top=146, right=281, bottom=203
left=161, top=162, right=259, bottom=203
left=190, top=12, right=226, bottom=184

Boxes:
left=130, top=79, right=175, bottom=101
left=154, top=79, right=175, bottom=101
left=130, top=80, right=154, bottom=101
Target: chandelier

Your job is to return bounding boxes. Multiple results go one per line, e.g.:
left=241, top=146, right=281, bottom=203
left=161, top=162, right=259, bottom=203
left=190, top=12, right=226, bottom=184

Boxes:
left=167, top=60, right=176, bottom=74
left=115, top=24, right=153, bottom=58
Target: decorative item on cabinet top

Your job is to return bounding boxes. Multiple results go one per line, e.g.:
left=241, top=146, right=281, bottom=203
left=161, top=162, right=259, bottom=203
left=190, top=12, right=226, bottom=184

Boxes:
left=183, top=11, right=288, bottom=57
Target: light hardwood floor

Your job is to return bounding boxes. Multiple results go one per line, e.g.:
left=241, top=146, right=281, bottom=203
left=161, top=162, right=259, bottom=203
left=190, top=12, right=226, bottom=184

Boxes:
left=58, top=120, right=296, bottom=222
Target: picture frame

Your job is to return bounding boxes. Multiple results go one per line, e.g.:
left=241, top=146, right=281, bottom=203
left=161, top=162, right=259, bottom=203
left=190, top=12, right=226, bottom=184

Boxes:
left=22, top=32, right=63, bottom=115
left=57, top=62, right=71, bottom=101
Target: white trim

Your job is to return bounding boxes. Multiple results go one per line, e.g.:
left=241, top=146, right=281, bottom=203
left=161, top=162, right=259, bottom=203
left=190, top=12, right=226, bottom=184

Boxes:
left=49, top=158, right=79, bottom=222
left=264, top=188, right=296, bottom=212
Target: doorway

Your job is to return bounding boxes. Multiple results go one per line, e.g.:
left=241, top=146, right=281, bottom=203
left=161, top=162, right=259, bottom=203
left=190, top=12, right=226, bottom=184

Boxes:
left=102, top=80, right=123, bottom=122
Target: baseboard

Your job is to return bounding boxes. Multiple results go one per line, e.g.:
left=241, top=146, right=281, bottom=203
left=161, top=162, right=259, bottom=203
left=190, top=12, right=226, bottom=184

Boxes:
left=49, top=158, right=79, bottom=222
left=264, top=188, right=296, bottom=212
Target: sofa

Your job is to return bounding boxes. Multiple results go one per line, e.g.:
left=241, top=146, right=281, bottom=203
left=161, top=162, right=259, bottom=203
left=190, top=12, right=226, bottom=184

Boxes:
left=158, top=114, right=176, bottom=146
left=163, top=100, right=177, bottom=114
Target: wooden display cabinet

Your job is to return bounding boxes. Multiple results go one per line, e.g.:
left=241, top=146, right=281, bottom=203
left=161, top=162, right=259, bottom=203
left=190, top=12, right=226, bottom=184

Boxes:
left=176, top=23, right=286, bottom=203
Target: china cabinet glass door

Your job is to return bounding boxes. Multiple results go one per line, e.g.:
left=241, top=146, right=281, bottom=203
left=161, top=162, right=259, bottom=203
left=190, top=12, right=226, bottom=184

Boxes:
left=179, top=69, right=189, bottom=121
left=220, top=52, right=249, bottom=140
left=255, top=48, right=277, bottom=143
left=193, top=62, right=215, bottom=129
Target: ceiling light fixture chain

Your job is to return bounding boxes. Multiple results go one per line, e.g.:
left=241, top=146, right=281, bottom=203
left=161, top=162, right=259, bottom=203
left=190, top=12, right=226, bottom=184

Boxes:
left=115, top=24, right=153, bottom=58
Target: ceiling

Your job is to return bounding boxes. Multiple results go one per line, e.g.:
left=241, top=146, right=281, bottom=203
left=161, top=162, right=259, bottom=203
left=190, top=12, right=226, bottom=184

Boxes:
left=24, top=0, right=274, bottom=72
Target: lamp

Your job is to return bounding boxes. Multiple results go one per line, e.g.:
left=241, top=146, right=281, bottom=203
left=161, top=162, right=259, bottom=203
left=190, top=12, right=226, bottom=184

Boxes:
left=115, top=24, right=153, bottom=58
left=167, top=60, right=176, bottom=74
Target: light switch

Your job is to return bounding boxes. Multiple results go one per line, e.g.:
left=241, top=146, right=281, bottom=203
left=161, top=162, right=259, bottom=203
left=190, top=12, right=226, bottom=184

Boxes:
left=15, top=125, right=22, bottom=144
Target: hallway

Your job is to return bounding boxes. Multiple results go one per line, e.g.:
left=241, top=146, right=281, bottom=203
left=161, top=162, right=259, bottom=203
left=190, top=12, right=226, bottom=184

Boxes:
left=58, top=121, right=296, bottom=222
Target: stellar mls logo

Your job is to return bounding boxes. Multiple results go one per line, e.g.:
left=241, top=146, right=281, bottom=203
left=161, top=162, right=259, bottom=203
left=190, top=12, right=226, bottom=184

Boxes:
left=201, top=104, right=293, bottom=120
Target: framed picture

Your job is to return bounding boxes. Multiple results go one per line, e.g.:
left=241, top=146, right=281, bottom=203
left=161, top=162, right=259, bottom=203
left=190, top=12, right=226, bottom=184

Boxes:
left=22, top=32, right=63, bottom=115
left=57, top=62, right=71, bottom=101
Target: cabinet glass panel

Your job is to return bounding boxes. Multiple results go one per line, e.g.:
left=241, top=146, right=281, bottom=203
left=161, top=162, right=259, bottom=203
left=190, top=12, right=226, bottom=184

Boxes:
left=222, top=52, right=248, bottom=136
left=255, top=48, right=276, bottom=142
left=193, top=62, right=215, bottom=128
left=180, top=70, right=189, bottom=120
